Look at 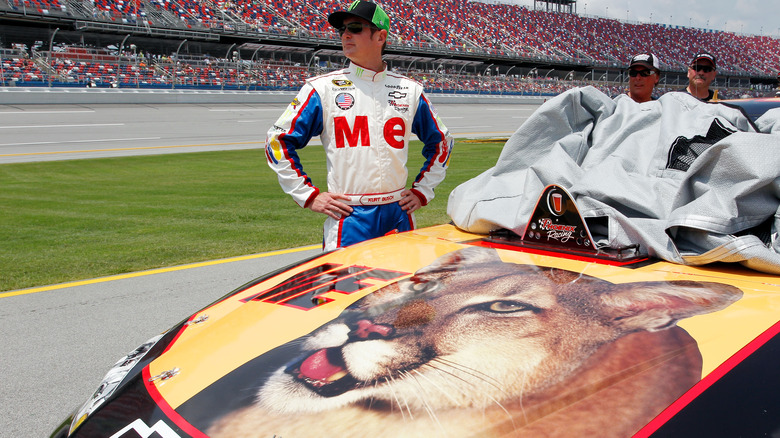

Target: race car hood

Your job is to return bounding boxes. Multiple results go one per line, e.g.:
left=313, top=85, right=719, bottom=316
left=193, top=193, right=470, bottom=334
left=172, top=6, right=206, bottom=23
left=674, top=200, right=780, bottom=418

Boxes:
left=67, top=222, right=780, bottom=438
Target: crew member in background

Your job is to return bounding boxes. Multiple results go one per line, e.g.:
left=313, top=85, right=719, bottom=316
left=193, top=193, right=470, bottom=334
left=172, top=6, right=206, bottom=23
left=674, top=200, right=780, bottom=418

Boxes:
left=265, top=1, right=453, bottom=251
left=686, top=51, right=718, bottom=101
left=626, top=53, right=661, bottom=103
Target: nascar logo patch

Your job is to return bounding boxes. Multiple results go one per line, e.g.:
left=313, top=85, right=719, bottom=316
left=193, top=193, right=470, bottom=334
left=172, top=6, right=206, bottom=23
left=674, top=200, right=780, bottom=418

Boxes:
left=335, top=93, right=355, bottom=110
left=332, top=79, right=353, bottom=87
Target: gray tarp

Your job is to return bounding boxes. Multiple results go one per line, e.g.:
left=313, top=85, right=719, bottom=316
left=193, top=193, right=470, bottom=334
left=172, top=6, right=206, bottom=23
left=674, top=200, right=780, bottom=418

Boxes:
left=448, top=87, right=780, bottom=274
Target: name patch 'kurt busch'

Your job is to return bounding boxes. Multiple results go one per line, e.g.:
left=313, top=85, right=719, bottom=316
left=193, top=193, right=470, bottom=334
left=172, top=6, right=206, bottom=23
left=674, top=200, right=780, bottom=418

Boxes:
left=335, top=93, right=355, bottom=110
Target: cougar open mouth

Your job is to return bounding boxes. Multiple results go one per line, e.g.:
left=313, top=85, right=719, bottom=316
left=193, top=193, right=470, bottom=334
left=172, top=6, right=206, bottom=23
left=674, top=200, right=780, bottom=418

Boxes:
left=287, top=347, right=360, bottom=397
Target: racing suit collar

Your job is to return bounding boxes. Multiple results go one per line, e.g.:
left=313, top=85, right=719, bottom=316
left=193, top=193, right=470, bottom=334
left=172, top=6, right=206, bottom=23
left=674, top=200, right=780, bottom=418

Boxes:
left=348, top=62, right=387, bottom=82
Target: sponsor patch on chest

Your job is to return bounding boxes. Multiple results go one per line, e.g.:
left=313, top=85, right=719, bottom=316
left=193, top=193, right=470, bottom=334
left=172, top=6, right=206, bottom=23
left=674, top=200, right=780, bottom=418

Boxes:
left=335, top=93, right=355, bottom=110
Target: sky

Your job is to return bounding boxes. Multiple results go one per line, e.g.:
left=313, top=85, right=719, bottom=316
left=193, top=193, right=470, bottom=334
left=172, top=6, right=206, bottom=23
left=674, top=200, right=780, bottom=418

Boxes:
left=506, top=0, right=780, bottom=37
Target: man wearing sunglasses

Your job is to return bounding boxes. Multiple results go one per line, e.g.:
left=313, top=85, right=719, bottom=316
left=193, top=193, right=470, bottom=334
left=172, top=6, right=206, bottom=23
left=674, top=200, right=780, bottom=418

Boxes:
left=686, top=51, right=717, bottom=101
left=265, top=1, right=453, bottom=251
left=626, top=53, right=661, bottom=103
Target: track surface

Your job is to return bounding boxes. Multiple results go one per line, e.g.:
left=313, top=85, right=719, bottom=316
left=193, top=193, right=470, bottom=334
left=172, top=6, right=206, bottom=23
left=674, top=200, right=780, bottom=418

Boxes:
left=0, top=102, right=537, bottom=163
left=0, top=102, right=540, bottom=437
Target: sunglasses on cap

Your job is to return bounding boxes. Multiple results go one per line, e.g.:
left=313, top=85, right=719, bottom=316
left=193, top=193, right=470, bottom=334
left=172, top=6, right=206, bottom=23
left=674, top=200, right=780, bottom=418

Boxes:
left=690, top=64, right=714, bottom=73
left=337, top=22, right=377, bottom=36
left=628, top=68, right=655, bottom=77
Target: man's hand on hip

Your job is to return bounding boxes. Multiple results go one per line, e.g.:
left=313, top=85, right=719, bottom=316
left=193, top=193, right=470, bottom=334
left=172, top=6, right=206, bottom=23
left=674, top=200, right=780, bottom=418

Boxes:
left=399, top=190, right=422, bottom=213
left=309, top=192, right=353, bottom=219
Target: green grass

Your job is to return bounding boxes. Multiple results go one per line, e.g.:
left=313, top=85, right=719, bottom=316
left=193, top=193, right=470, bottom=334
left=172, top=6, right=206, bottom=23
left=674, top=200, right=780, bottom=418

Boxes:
left=0, top=140, right=504, bottom=292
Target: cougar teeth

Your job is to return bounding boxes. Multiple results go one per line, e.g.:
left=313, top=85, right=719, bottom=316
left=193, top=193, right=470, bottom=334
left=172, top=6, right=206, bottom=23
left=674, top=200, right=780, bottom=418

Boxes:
left=326, top=370, right=348, bottom=382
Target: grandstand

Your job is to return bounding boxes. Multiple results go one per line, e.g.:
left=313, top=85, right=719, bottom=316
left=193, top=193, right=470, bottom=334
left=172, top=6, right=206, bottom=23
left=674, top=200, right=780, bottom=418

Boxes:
left=533, top=0, right=575, bottom=14
left=1, top=0, right=778, bottom=98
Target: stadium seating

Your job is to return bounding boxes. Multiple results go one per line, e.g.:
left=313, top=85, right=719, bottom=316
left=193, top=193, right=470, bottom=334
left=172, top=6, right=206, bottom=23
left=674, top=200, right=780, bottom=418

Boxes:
left=4, top=0, right=69, bottom=16
left=1, top=56, right=47, bottom=84
left=226, top=0, right=281, bottom=30
left=11, top=0, right=772, bottom=75
left=3, top=48, right=768, bottom=98
left=1, top=0, right=777, bottom=96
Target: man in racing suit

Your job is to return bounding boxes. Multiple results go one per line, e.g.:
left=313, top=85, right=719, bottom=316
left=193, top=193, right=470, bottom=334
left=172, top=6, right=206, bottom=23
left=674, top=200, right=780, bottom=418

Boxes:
left=265, top=0, right=453, bottom=250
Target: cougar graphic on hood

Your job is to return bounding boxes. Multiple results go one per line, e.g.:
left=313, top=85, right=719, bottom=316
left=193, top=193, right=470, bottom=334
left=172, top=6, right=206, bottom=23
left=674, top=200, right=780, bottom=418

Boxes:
left=210, top=247, right=742, bottom=437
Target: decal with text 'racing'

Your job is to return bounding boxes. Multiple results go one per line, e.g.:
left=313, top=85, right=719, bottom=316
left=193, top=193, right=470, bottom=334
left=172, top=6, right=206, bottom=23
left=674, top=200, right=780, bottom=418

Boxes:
left=240, top=263, right=409, bottom=310
left=481, top=184, right=648, bottom=265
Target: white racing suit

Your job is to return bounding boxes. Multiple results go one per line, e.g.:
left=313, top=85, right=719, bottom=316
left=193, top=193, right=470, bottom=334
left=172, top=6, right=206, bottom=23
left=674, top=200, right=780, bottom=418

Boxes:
left=266, top=62, right=453, bottom=250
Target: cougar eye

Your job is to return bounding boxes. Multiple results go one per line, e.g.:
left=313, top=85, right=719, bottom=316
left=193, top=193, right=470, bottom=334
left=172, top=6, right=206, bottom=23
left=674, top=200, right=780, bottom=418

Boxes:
left=485, top=301, right=537, bottom=313
left=409, top=279, right=441, bottom=295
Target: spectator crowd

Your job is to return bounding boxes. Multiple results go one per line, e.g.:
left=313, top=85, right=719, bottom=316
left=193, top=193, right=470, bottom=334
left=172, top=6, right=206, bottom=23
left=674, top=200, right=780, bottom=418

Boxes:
left=1, top=0, right=778, bottom=97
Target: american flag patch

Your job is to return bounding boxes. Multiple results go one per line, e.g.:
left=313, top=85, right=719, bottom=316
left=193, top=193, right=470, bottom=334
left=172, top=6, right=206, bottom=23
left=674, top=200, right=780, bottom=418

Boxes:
left=335, top=93, right=355, bottom=110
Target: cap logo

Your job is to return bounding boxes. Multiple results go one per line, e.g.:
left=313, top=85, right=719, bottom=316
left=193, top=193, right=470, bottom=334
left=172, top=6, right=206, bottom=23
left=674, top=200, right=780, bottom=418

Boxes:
left=691, top=52, right=716, bottom=67
left=346, top=0, right=389, bottom=31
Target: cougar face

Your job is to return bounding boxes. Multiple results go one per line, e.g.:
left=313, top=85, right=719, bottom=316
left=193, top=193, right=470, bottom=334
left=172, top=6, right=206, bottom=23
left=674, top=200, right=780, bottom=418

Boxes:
left=255, top=247, right=741, bottom=415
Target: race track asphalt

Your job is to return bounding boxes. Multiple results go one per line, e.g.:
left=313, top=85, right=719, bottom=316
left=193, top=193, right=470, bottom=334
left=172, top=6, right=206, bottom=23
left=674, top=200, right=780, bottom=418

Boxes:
left=0, top=101, right=540, bottom=437
left=0, top=102, right=537, bottom=164
left=1, top=246, right=322, bottom=438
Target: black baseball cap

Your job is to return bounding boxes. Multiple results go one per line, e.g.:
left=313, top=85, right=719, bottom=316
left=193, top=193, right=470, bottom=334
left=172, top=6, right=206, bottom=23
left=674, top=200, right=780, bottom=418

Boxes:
left=328, top=1, right=390, bottom=32
left=691, top=51, right=716, bottom=68
left=629, top=53, right=660, bottom=71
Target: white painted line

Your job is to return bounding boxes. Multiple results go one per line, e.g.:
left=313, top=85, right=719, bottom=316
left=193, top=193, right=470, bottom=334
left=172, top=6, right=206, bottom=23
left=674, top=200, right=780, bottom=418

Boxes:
left=0, top=123, right=124, bottom=129
left=0, top=137, right=161, bottom=147
left=0, top=110, right=96, bottom=114
left=208, top=108, right=284, bottom=112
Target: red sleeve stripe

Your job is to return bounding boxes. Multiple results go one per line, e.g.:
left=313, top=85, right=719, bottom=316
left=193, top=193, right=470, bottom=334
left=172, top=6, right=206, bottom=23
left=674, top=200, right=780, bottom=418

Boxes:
left=415, top=94, right=448, bottom=182
left=303, top=188, right=320, bottom=209
left=409, top=188, right=427, bottom=206
left=422, top=93, right=449, bottom=158
left=279, top=88, right=317, bottom=183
